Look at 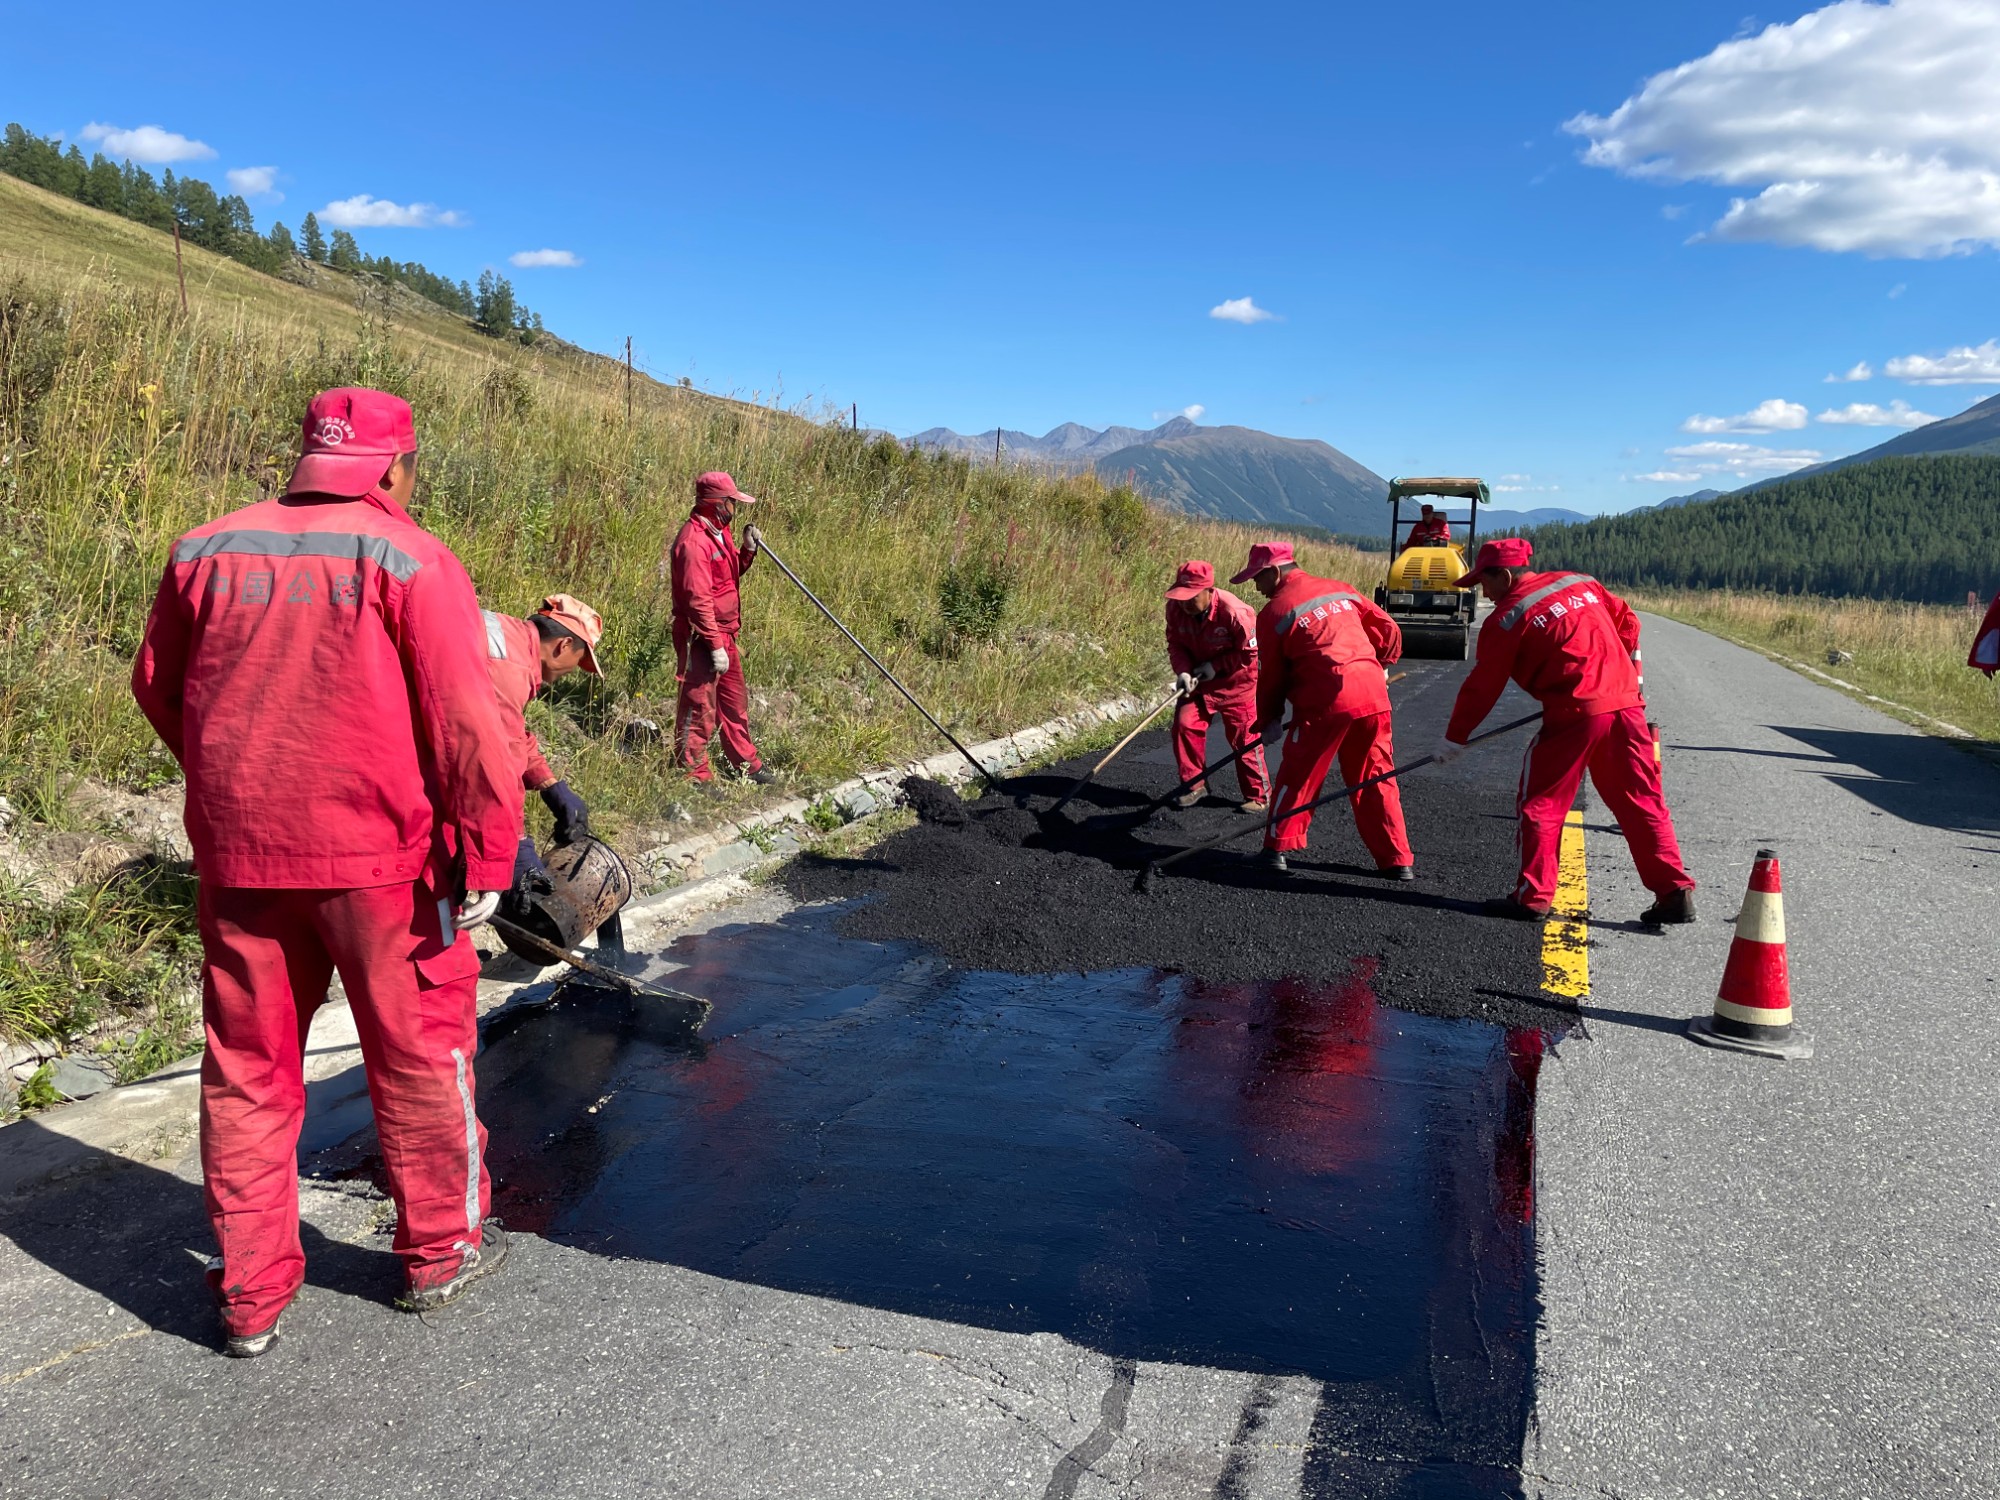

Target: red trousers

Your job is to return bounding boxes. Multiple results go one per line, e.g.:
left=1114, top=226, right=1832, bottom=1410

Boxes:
left=1266, top=708, right=1412, bottom=867
left=676, top=636, right=761, bottom=781
left=1171, top=681, right=1270, bottom=803
left=1514, top=705, right=1693, bottom=910
left=197, top=879, right=489, bottom=1336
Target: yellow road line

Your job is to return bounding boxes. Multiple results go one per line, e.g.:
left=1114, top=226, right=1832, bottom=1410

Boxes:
left=1542, top=808, right=1589, bottom=999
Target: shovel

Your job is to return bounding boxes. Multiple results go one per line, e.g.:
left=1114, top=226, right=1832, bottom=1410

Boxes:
left=1047, top=687, right=1184, bottom=816
left=1134, top=710, right=1542, bottom=893
left=489, top=914, right=714, bottom=1028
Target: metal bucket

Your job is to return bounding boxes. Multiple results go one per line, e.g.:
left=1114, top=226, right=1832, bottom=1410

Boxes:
left=498, top=834, right=633, bottom=962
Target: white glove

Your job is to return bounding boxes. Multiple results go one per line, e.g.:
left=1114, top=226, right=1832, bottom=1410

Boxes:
left=1194, top=661, right=1216, bottom=682
left=743, top=523, right=764, bottom=554
left=709, top=645, right=731, bottom=673
left=1431, top=736, right=1468, bottom=767
left=455, top=891, right=500, bottom=930
left=1174, top=671, right=1198, bottom=696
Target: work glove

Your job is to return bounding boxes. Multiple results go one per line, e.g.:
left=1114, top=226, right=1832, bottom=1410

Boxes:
left=540, top=780, right=590, bottom=845
left=1194, top=662, right=1216, bottom=682
left=501, top=838, right=554, bottom=923
left=709, top=643, right=731, bottom=674
left=455, top=891, right=500, bottom=931
left=1174, top=671, right=1198, bottom=696
left=743, top=523, right=765, bottom=554
left=1431, top=736, right=1468, bottom=767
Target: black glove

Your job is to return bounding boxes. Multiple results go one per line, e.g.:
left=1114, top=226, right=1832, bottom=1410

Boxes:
left=502, top=837, right=554, bottom=922
left=540, top=780, right=589, bottom=844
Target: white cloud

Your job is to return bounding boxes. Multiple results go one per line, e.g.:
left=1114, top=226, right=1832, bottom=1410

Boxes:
left=509, top=248, right=582, bottom=268
left=78, top=122, right=213, bottom=164
left=319, top=194, right=468, bottom=230
left=225, top=166, right=281, bottom=200
left=1824, top=360, right=1873, bottom=383
left=1564, top=0, right=2000, bottom=258
left=1888, top=282, right=1908, bottom=298
left=1631, top=470, right=1705, bottom=483
left=1664, top=439, right=1823, bottom=477
left=1679, top=398, right=1809, bottom=434
left=1884, top=338, right=2000, bottom=384
left=1816, top=399, right=1939, bottom=426
left=1494, top=473, right=1562, bottom=493
left=1660, top=202, right=1689, bottom=220
left=1151, top=403, right=1207, bottom=422
left=1209, top=296, right=1277, bottom=325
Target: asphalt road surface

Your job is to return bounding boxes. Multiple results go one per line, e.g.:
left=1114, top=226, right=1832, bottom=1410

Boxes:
left=2, top=619, right=1995, bottom=1499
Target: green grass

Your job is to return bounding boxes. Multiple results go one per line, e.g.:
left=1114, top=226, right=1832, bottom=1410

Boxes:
left=0, top=178, right=1387, bottom=1049
left=1631, top=586, right=2000, bottom=742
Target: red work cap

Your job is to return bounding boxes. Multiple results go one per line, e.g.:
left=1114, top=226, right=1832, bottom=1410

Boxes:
left=536, top=593, right=605, bottom=677
left=1229, top=541, right=1295, bottom=585
left=1165, top=559, right=1215, bottom=601
left=1452, top=536, right=1533, bottom=587
left=695, top=470, right=757, bottom=505
left=286, top=388, right=416, bottom=499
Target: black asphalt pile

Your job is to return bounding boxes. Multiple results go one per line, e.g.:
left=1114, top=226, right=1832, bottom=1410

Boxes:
left=784, top=726, right=1568, bottom=1031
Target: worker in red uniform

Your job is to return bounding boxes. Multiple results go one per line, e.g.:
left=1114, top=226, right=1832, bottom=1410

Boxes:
left=1404, top=504, right=1452, bottom=550
left=132, top=388, right=522, bottom=1358
left=1236, top=541, right=1413, bottom=879
left=669, top=471, right=774, bottom=790
left=482, top=593, right=604, bottom=919
left=1164, top=559, right=1269, bottom=811
left=1436, top=537, right=1695, bottom=925
left=1969, top=589, right=2000, bottom=676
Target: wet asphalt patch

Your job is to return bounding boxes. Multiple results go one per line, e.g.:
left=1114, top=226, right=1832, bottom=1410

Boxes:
left=783, top=685, right=1565, bottom=1032
left=475, top=908, right=1544, bottom=1498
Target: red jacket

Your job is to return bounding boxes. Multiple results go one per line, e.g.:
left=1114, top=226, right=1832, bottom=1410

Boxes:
left=669, top=504, right=755, bottom=662
left=1970, top=591, right=2000, bottom=676
left=1447, top=571, right=1643, bottom=742
left=132, top=491, right=520, bottom=892
left=1166, top=588, right=1259, bottom=689
left=1406, top=518, right=1452, bottom=548
left=483, top=611, right=557, bottom=792
left=1254, top=569, right=1402, bottom=725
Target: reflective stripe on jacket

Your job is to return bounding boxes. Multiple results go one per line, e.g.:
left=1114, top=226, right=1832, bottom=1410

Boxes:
left=131, top=492, right=521, bottom=891
left=483, top=611, right=557, bottom=792
left=1254, top=569, right=1402, bottom=725
left=1445, top=571, right=1644, bottom=742
left=1165, top=588, right=1259, bottom=686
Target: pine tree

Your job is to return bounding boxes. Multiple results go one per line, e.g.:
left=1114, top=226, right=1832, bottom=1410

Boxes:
left=327, top=229, right=360, bottom=270
left=300, top=211, right=326, bottom=263
left=80, top=152, right=124, bottom=212
left=474, top=269, right=517, bottom=336
left=267, top=221, right=297, bottom=260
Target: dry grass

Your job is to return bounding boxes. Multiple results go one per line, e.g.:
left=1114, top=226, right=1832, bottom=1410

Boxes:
left=1630, top=587, right=2000, bottom=742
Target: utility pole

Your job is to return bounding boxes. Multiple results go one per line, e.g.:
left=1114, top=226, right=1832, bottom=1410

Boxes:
left=852, top=402, right=858, bottom=432
left=172, top=222, right=188, bottom=315
left=994, top=428, right=1002, bottom=465
left=625, top=336, right=634, bottom=426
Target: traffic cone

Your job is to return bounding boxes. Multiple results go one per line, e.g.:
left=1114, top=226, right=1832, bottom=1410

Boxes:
left=1688, top=848, right=1814, bottom=1060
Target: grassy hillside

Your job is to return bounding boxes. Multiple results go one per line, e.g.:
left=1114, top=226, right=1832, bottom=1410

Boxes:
left=1529, top=454, right=2000, bottom=604
left=0, top=182, right=1384, bottom=1057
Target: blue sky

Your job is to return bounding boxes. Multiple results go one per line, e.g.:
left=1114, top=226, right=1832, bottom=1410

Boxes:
left=6, top=0, right=1996, bottom=514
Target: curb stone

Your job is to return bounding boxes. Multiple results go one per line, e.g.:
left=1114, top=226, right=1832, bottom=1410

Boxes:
left=0, top=692, right=1148, bottom=1196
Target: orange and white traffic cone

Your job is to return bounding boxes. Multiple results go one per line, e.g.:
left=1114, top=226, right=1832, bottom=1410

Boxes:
left=1688, top=848, right=1814, bottom=1060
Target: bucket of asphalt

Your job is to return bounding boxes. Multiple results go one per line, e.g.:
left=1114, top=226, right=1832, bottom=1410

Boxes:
left=498, top=834, right=633, bottom=963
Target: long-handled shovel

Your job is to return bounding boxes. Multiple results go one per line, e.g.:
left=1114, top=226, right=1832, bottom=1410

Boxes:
left=490, top=914, right=714, bottom=1027
left=753, top=532, right=995, bottom=791
left=1134, top=710, right=1542, bottom=893
left=1048, top=687, right=1184, bottom=816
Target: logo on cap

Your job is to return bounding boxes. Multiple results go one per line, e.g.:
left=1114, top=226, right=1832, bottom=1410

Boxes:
left=313, top=416, right=356, bottom=448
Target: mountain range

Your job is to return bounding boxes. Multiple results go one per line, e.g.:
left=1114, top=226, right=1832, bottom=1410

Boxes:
left=909, top=418, right=1586, bottom=538
left=1742, top=390, right=2000, bottom=492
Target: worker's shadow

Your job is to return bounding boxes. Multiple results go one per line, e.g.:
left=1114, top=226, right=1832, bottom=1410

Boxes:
left=0, top=1120, right=396, bottom=1352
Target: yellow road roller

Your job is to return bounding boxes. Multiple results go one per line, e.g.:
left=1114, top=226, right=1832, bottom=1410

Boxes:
left=1373, top=476, right=1489, bottom=659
